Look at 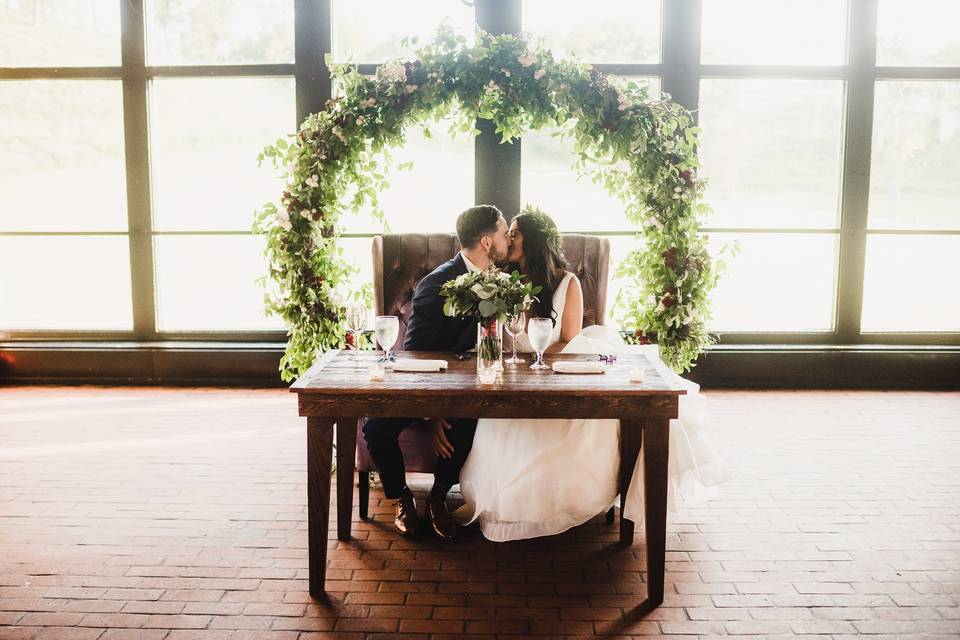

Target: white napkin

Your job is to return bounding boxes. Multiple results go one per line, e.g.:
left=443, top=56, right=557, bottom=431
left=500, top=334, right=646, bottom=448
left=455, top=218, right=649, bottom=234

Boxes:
left=392, top=359, right=449, bottom=372
left=551, top=360, right=605, bottom=374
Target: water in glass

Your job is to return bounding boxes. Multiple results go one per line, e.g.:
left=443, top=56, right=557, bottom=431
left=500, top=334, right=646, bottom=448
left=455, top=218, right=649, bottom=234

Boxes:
left=527, top=317, right=552, bottom=369
left=374, top=315, right=399, bottom=366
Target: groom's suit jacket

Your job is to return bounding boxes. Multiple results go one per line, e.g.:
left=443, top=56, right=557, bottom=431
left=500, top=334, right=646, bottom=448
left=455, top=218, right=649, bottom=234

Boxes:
left=404, top=253, right=477, bottom=352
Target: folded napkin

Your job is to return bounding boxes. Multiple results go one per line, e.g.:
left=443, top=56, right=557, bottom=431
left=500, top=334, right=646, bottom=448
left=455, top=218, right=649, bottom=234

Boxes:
left=551, top=361, right=605, bottom=374
left=392, top=359, right=448, bottom=372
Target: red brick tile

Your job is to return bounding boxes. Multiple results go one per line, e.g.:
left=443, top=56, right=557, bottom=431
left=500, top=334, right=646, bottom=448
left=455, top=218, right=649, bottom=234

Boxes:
left=141, top=614, right=211, bottom=629
left=464, top=619, right=530, bottom=634
left=342, top=592, right=404, bottom=605
left=433, top=606, right=495, bottom=620
left=100, top=630, right=170, bottom=640
left=269, top=616, right=335, bottom=631
left=21, top=628, right=104, bottom=640
left=399, top=618, right=465, bottom=633
left=122, top=601, right=186, bottom=615
left=333, top=617, right=399, bottom=632
left=181, top=602, right=244, bottom=616
left=61, top=600, right=126, bottom=614
left=240, top=603, right=305, bottom=617
left=16, top=612, right=85, bottom=626
left=366, top=604, right=431, bottom=619
left=103, top=588, right=165, bottom=601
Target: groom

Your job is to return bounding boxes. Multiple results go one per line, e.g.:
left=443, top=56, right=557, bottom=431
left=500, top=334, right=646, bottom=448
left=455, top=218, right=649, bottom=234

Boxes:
left=363, top=204, right=511, bottom=540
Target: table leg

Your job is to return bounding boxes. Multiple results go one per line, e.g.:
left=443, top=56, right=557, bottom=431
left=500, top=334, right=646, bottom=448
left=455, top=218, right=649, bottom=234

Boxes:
left=642, top=416, right=670, bottom=607
left=307, top=417, right=334, bottom=598
left=335, top=416, right=358, bottom=541
left=618, top=419, right=643, bottom=543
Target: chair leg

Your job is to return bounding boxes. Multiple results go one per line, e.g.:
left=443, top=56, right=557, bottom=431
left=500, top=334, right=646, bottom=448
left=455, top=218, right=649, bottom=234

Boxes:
left=358, top=471, right=370, bottom=521
left=605, top=506, right=615, bottom=525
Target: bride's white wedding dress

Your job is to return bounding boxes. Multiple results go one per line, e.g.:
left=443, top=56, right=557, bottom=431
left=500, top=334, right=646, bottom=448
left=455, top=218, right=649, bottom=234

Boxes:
left=454, top=271, right=731, bottom=542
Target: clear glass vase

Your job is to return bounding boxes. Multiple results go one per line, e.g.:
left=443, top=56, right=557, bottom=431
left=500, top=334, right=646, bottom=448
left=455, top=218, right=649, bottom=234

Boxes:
left=476, top=317, right=502, bottom=383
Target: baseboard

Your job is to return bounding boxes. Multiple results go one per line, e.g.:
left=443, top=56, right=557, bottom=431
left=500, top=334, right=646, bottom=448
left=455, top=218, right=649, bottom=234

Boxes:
left=1, top=341, right=958, bottom=389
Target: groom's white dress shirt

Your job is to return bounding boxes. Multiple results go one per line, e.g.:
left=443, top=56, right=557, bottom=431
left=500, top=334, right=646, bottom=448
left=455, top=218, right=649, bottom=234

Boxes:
left=460, top=251, right=481, bottom=273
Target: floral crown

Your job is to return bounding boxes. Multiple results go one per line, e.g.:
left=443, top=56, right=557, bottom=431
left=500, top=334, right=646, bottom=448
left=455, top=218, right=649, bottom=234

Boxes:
left=518, top=205, right=562, bottom=253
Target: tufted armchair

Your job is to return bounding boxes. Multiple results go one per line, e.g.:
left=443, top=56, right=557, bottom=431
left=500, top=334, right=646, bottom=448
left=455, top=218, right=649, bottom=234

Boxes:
left=355, top=233, right=610, bottom=519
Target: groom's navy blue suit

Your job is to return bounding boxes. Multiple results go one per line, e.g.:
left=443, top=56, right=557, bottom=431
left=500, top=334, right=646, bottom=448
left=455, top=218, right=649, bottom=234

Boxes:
left=362, top=254, right=479, bottom=499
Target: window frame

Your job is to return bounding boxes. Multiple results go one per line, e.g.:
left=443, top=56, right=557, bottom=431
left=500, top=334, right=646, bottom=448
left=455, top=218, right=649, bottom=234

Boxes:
left=1, top=0, right=957, bottom=346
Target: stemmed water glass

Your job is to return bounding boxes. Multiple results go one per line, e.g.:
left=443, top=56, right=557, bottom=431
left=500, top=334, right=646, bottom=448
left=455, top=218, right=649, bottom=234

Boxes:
left=527, top=317, right=552, bottom=370
left=374, top=315, right=399, bottom=367
left=345, top=304, right=367, bottom=360
left=504, top=313, right=526, bottom=365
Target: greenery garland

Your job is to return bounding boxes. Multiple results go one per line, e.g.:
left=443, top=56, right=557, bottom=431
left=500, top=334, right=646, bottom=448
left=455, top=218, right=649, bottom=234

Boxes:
left=255, top=26, right=721, bottom=381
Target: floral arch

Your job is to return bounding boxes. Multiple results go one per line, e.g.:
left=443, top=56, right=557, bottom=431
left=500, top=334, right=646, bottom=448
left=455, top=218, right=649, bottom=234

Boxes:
left=256, top=27, right=720, bottom=381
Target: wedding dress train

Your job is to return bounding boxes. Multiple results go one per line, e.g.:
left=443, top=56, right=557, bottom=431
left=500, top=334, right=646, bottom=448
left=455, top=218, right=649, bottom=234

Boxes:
left=454, top=272, right=730, bottom=542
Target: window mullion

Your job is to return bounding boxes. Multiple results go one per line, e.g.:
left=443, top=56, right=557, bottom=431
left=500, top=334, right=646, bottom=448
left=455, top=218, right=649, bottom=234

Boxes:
left=295, top=0, right=331, bottom=123
left=475, top=0, right=521, bottom=219
left=120, top=0, right=157, bottom=340
left=836, top=0, right=879, bottom=344
left=660, top=0, right=702, bottom=118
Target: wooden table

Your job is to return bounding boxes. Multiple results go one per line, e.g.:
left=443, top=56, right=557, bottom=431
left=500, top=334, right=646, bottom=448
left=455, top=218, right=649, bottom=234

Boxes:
left=290, top=349, right=685, bottom=607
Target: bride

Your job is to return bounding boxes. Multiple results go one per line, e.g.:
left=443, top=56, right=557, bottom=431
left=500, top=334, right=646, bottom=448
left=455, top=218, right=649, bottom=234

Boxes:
left=451, top=208, right=730, bottom=542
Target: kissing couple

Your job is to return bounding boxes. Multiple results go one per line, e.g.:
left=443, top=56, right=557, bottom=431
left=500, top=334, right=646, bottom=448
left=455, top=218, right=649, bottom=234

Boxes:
left=363, top=205, right=729, bottom=542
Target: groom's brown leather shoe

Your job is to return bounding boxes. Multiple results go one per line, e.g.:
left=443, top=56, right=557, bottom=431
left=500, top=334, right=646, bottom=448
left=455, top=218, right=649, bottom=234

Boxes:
left=394, top=493, right=419, bottom=537
left=426, top=491, right=457, bottom=541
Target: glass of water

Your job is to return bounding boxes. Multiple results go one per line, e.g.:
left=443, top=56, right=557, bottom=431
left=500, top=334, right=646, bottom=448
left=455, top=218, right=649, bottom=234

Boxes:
left=527, top=317, right=552, bottom=370
left=345, top=304, right=367, bottom=360
left=504, top=313, right=526, bottom=364
left=374, top=315, right=400, bottom=367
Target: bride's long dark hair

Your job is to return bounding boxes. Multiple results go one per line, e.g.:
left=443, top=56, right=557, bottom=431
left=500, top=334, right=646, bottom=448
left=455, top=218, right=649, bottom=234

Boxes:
left=511, top=207, right=568, bottom=323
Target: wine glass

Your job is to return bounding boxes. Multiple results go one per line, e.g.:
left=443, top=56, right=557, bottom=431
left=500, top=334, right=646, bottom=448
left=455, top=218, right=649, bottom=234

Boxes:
left=504, top=313, right=526, bottom=364
left=527, top=317, right=552, bottom=370
left=374, top=315, right=399, bottom=367
left=345, top=304, right=367, bottom=360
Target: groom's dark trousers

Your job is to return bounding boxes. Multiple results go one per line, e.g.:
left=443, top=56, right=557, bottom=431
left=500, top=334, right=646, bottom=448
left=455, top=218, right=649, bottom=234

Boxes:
left=363, top=254, right=479, bottom=499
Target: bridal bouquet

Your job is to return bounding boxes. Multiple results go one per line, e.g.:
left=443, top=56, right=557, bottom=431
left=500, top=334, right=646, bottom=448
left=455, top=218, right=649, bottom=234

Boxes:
left=440, top=268, right=539, bottom=324
left=440, top=268, right=540, bottom=370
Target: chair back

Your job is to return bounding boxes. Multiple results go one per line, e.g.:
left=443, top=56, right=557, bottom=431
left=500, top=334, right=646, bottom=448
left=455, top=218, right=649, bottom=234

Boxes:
left=372, top=233, right=610, bottom=348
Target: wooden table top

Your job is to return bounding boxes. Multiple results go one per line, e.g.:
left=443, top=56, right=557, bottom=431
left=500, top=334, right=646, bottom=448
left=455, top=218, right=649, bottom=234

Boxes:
left=291, top=349, right=686, bottom=398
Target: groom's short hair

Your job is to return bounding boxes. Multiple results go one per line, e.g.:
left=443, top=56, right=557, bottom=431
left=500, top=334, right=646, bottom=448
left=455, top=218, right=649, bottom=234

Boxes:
left=456, top=205, right=503, bottom=248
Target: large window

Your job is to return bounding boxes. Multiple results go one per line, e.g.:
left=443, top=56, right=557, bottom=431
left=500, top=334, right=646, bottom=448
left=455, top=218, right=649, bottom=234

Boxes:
left=518, top=0, right=662, bottom=317
left=1, top=1, right=294, bottom=337
left=2, top=0, right=958, bottom=347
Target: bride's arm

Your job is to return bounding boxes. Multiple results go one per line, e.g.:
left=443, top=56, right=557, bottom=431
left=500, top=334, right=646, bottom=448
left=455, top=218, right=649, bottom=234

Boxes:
left=544, top=276, right=583, bottom=353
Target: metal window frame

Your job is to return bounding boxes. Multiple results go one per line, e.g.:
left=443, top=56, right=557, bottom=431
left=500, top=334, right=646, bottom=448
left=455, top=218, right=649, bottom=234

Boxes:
left=1, top=0, right=958, bottom=347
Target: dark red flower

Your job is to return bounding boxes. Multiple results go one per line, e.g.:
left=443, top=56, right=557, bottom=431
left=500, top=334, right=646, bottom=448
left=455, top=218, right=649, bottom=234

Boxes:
left=589, top=68, right=609, bottom=87
left=680, top=169, right=696, bottom=187
left=662, top=246, right=679, bottom=269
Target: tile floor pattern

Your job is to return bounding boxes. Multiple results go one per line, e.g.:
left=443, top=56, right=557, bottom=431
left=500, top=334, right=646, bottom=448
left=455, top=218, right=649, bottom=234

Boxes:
left=0, top=387, right=957, bottom=639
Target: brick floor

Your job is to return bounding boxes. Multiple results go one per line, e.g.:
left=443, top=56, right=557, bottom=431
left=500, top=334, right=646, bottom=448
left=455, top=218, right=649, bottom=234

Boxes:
left=0, top=386, right=957, bottom=639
